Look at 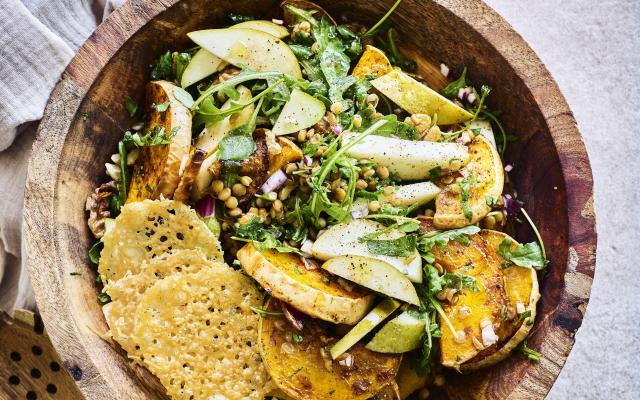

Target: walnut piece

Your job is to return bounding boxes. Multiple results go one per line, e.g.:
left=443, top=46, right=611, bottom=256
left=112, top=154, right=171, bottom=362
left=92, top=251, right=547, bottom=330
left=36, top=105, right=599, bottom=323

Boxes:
left=85, top=181, right=117, bottom=238
left=405, top=113, right=442, bottom=141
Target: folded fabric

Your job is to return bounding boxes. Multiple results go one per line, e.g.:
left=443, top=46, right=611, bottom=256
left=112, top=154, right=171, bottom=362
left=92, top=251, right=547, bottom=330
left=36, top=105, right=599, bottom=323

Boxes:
left=0, top=0, right=123, bottom=313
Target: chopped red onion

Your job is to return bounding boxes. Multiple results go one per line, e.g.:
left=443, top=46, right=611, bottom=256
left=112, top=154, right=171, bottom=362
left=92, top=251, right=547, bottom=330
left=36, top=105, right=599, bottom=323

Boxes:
left=467, top=92, right=477, bottom=104
left=302, top=257, right=319, bottom=271
left=503, top=194, right=523, bottom=218
left=330, top=124, right=343, bottom=135
left=504, top=164, right=514, bottom=172
left=272, top=18, right=283, bottom=25
left=300, top=240, right=314, bottom=257
left=195, top=196, right=215, bottom=217
left=303, top=155, right=313, bottom=166
left=260, top=169, right=288, bottom=194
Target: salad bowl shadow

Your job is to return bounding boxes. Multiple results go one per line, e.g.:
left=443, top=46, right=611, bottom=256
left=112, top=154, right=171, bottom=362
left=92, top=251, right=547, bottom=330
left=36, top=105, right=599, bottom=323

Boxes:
left=23, top=0, right=596, bottom=399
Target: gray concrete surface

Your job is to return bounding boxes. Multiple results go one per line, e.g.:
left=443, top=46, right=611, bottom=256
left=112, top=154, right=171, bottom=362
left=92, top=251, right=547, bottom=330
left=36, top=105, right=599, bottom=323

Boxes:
left=483, top=1, right=640, bottom=399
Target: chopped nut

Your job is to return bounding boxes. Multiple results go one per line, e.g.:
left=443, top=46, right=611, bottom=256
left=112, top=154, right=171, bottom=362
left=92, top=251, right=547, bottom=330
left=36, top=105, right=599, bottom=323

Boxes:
left=458, top=306, right=472, bottom=319
left=330, top=102, right=343, bottom=115
left=454, top=330, right=466, bottom=344
left=85, top=181, right=117, bottom=238
left=376, top=166, right=390, bottom=180
left=228, top=208, right=242, bottom=217
left=353, top=114, right=362, bottom=128
left=368, top=201, right=381, bottom=212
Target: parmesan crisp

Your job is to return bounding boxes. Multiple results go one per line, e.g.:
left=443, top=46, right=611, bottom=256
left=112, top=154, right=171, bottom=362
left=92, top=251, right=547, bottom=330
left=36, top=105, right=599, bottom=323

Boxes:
left=132, top=267, right=270, bottom=399
left=98, top=199, right=223, bottom=283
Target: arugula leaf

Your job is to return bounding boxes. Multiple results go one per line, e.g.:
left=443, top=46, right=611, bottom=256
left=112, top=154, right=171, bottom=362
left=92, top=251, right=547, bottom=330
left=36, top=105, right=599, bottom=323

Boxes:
left=122, top=126, right=175, bottom=148
left=173, top=51, right=192, bottom=83
left=226, top=13, right=255, bottom=24
left=250, top=306, right=284, bottom=318
left=440, top=67, right=468, bottom=99
left=150, top=50, right=173, bottom=80
left=498, top=238, right=546, bottom=269
left=366, top=235, right=416, bottom=257
left=361, top=114, right=419, bottom=140
left=117, top=141, right=128, bottom=207
left=231, top=217, right=302, bottom=255
left=124, top=96, right=139, bottom=118
left=88, top=241, right=103, bottom=264
left=519, top=340, right=542, bottom=362
left=417, top=225, right=480, bottom=252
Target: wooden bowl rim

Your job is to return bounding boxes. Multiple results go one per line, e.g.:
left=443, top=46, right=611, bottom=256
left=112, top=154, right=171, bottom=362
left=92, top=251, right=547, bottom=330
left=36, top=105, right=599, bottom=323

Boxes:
left=23, top=0, right=597, bottom=399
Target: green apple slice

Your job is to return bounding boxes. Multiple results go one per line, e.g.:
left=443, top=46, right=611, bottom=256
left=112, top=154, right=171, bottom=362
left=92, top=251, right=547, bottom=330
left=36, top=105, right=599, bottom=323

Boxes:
left=187, top=28, right=302, bottom=78
left=312, top=219, right=422, bottom=283
left=272, top=88, right=326, bottom=136
left=380, top=182, right=441, bottom=208
left=330, top=298, right=401, bottom=359
left=366, top=311, right=425, bottom=353
left=231, top=20, right=289, bottom=39
left=180, top=48, right=226, bottom=88
left=342, top=132, right=469, bottom=181
left=371, top=69, right=473, bottom=125
left=322, top=255, right=420, bottom=306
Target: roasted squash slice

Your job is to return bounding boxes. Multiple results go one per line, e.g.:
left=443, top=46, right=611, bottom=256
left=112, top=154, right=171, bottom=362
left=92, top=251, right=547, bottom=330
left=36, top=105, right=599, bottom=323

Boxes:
left=258, top=299, right=401, bottom=400
left=127, top=80, right=192, bottom=202
left=269, top=136, right=303, bottom=175
left=237, top=243, right=374, bottom=324
left=431, top=234, right=510, bottom=368
left=433, top=135, right=504, bottom=229
left=352, top=45, right=393, bottom=79
left=460, top=230, right=540, bottom=372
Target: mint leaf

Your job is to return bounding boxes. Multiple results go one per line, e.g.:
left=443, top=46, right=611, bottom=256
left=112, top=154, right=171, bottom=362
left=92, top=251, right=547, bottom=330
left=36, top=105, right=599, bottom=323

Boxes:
left=218, top=131, right=256, bottom=160
left=366, top=235, right=416, bottom=257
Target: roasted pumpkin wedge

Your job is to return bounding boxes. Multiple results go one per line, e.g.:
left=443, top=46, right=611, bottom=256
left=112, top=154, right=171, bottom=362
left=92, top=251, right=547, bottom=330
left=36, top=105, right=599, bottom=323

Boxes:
left=433, top=135, right=504, bottom=229
left=258, top=299, right=401, bottom=400
left=237, top=243, right=374, bottom=324
left=269, top=136, right=303, bottom=175
left=431, top=234, right=510, bottom=368
left=460, top=230, right=540, bottom=372
left=352, top=45, right=393, bottom=79
left=127, top=80, right=192, bottom=202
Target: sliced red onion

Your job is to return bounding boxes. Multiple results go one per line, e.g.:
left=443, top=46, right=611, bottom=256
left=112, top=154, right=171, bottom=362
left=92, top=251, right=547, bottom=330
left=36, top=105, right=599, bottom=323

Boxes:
left=303, top=155, right=313, bottom=166
left=260, top=169, right=288, bottom=194
left=350, top=208, right=369, bottom=219
left=195, top=196, right=215, bottom=217
left=300, top=240, right=314, bottom=257
left=280, top=300, right=305, bottom=332
left=330, top=124, right=343, bottom=135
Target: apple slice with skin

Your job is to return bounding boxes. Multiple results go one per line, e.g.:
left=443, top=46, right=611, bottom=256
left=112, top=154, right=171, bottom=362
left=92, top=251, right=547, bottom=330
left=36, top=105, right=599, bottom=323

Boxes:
left=366, top=311, right=425, bottom=353
left=330, top=298, right=401, bottom=359
left=231, top=20, right=289, bottom=39
left=180, top=49, right=226, bottom=88
left=381, top=182, right=441, bottom=208
left=272, top=88, right=326, bottom=136
left=322, top=255, right=420, bottom=306
left=372, top=69, right=473, bottom=125
left=342, top=132, right=469, bottom=181
left=312, top=219, right=422, bottom=283
left=188, top=28, right=302, bottom=78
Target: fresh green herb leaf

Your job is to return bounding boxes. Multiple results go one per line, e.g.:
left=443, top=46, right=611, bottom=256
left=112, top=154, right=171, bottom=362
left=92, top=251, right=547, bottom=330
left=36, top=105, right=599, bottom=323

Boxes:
left=458, top=176, right=474, bottom=221
left=518, top=310, right=532, bottom=322
left=250, top=306, right=284, bottom=318
left=124, top=96, right=139, bottom=118
left=122, top=126, right=175, bottom=148
left=152, top=101, right=170, bottom=112
left=70, top=272, right=82, bottom=276
left=366, top=235, right=416, bottom=257
left=498, top=237, right=546, bottom=269
left=428, top=166, right=442, bottom=182
left=88, top=241, right=103, bottom=265
left=291, top=331, right=304, bottom=344
left=485, top=195, right=497, bottom=207
left=362, top=0, right=403, bottom=39
left=150, top=50, right=173, bottom=80
left=227, top=13, right=255, bottom=24
left=362, top=114, right=419, bottom=140
left=218, top=131, right=256, bottom=160
left=173, top=51, right=192, bottom=83
left=117, top=141, right=128, bottom=207
left=417, top=225, right=480, bottom=252
left=519, top=340, right=542, bottom=362
left=440, top=67, right=468, bottom=99
left=98, top=292, right=111, bottom=304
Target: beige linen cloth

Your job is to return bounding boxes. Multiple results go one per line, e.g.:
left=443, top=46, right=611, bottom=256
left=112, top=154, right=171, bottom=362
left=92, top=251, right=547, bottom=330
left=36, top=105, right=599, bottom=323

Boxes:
left=0, top=0, right=124, bottom=313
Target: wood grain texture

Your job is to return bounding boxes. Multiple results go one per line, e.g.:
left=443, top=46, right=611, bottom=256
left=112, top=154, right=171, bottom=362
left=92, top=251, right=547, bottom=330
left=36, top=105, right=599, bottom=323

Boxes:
left=23, top=1, right=597, bottom=399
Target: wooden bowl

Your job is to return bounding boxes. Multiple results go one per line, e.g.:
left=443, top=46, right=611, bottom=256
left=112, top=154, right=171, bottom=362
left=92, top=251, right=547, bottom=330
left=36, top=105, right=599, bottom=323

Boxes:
left=23, top=0, right=597, bottom=399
